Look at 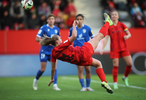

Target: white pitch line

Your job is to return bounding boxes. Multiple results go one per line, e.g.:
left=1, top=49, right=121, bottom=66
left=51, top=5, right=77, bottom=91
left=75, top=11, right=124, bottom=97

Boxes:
left=61, top=76, right=146, bottom=90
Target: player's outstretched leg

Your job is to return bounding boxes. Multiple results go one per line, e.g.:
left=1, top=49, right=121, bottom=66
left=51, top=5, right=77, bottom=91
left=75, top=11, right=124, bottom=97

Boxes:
left=101, top=82, right=113, bottom=94
left=92, top=58, right=113, bottom=94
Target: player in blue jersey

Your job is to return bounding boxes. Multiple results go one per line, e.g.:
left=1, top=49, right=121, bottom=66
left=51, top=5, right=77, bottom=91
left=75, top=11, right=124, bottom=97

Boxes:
left=33, top=14, right=61, bottom=91
left=69, top=14, right=94, bottom=91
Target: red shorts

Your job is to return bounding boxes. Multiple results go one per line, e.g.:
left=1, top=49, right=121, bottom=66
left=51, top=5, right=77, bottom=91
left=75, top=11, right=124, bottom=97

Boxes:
left=110, top=50, right=130, bottom=59
left=79, top=42, right=94, bottom=66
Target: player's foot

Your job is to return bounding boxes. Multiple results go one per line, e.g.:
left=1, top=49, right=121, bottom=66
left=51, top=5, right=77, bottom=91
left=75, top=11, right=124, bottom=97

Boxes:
left=33, top=79, right=38, bottom=90
left=122, top=77, right=129, bottom=87
left=101, top=81, right=113, bottom=94
left=113, top=84, right=118, bottom=89
left=53, top=86, right=61, bottom=91
left=86, top=87, right=94, bottom=91
left=80, top=87, right=87, bottom=91
left=104, top=13, right=113, bottom=26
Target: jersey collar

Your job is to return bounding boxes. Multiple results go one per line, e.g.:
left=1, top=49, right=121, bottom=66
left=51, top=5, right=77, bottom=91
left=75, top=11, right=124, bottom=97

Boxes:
left=47, top=24, right=55, bottom=28
left=76, top=24, right=84, bottom=28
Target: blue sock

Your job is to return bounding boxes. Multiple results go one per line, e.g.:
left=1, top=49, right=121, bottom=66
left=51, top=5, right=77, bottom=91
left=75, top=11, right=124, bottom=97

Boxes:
left=53, top=69, right=58, bottom=84
left=36, top=69, right=44, bottom=80
left=86, top=78, right=91, bottom=87
left=79, top=79, right=85, bottom=88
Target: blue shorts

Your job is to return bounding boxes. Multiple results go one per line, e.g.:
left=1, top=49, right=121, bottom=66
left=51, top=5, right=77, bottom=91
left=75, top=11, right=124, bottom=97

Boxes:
left=39, top=53, right=51, bottom=62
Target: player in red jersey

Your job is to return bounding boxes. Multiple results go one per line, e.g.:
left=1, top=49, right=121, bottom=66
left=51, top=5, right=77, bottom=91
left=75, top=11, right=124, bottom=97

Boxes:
left=100, top=10, right=132, bottom=89
left=39, top=13, right=114, bottom=94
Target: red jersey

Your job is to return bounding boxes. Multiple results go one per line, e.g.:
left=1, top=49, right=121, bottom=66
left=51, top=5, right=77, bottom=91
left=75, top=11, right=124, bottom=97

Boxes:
left=107, top=22, right=128, bottom=52
left=51, top=39, right=93, bottom=66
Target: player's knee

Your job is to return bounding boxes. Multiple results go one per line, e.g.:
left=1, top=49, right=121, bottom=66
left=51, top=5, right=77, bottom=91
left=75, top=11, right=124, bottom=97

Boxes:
left=127, top=63, right=133, bottom=67
left=78, top=68, right=83, bottom=73
left=86, top=69, right=91, bottom=74
left=113, top=62, right=119, bottom=66
left=95, top=60, right=102, bottom=68
left=126, top=61, right=133, bottom=66
left=40, top=69, right=45, bottom=72
left=41, top=67, right=46, bottom=72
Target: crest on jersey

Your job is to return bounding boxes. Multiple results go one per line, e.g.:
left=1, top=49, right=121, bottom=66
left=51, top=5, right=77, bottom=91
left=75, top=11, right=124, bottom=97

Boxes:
left=48, top=29, right=50, bottom=31
left=55, top=30, right=58, bottom=33
left=83, top=29, right=86, bottom=33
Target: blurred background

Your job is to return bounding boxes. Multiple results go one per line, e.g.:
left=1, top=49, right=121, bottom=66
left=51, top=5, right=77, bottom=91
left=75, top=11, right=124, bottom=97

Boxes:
left=0, top=0, right=146, bottom=77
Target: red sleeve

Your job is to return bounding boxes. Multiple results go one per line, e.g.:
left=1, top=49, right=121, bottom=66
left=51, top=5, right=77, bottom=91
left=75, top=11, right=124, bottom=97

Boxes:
left=121, top=22, right=128, bottom=32
left=57, top=39, right=71, bottom=51
left=51, top=52, right=56, bottom=62
left=107, top=29, right=110, bottom=35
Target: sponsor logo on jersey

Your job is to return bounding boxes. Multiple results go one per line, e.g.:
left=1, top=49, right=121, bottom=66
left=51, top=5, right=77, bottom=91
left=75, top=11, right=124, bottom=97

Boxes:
left=77, top=34, right=84, bottom=40
left=48, top=29, right=50, bottom=31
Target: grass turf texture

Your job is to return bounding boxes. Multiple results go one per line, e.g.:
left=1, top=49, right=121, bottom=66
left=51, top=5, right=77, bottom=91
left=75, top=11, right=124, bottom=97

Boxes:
left=0, top=74, right=146, bottom=100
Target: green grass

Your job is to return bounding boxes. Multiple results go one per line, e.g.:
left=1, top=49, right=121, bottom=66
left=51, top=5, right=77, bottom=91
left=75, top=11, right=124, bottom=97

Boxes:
left=0, top=74, right=146, bottom=100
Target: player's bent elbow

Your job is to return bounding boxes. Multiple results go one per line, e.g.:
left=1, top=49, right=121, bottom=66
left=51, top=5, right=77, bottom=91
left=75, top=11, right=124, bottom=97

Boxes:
left=36, top=37, right=40, bottom=42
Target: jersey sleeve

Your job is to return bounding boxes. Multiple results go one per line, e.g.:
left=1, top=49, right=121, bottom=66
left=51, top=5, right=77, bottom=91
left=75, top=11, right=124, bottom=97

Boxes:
left=56, top=39, right=71, bottom=51
left=88, top=27, right=94, bottom=39
left=57, top=28, right=61, bottom=36
left=107, top=28, right=110, bottom=35
left=121, top=23, right=128, bottom=32
left=36, top=26, right=44, bottom=38
left=69, top=28, right=73, bottom=37
left=51, top=53, right=56, bottom=62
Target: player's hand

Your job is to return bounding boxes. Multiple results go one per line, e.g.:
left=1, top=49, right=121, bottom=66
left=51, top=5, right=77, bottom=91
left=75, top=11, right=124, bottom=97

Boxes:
left=48, top=79, right=54, bottom=86
left=73, top=20, right=79, bottom=26
left=124, top=36, right=128, bottom=40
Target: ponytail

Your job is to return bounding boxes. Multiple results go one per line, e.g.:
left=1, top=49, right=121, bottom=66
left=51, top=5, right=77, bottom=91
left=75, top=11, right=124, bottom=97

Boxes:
left=40, top=35, right=59, bottom=46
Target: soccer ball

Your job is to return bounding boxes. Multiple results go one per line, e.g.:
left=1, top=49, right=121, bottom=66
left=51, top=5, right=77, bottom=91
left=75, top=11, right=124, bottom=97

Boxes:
left=21, top=0, right=33, bottom=10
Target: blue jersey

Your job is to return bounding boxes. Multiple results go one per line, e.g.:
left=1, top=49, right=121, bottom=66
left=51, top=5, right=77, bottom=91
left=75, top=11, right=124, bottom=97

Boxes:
left=37, top=24, right=60, bottom=55
left=69, top=24, right=94, bottom=47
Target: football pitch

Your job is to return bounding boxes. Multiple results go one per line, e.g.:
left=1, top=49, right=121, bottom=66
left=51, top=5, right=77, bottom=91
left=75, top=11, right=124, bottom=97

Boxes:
left=0, top=74, right=146, bottom=100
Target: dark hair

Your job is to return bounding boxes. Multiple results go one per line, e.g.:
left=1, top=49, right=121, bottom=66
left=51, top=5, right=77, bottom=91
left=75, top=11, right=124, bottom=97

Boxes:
left=76, top=14, right=85, bottom=20
left=40, top=35, right=59, bottom=46
left=47, top=14, right=56, bottom=19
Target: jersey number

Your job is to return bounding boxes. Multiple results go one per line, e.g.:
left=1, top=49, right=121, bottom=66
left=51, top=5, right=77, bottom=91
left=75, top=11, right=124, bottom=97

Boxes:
left=41, top=53, right=45, bottom=59
left=58, top=53, right=74, bottom=62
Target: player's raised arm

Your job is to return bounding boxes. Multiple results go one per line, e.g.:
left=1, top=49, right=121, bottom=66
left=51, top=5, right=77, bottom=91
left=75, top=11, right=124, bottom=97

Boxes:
left=69, top=20, right=78, bottom=43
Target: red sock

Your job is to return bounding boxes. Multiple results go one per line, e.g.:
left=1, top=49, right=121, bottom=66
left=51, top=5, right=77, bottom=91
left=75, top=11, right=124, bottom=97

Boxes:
left=112, top=66, right=119, bottom=82
left=96, top=68, right=107, bottom=83
left=99, top=22, right=109, bottom=36
left=124, top=65, right=132, bottom=77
